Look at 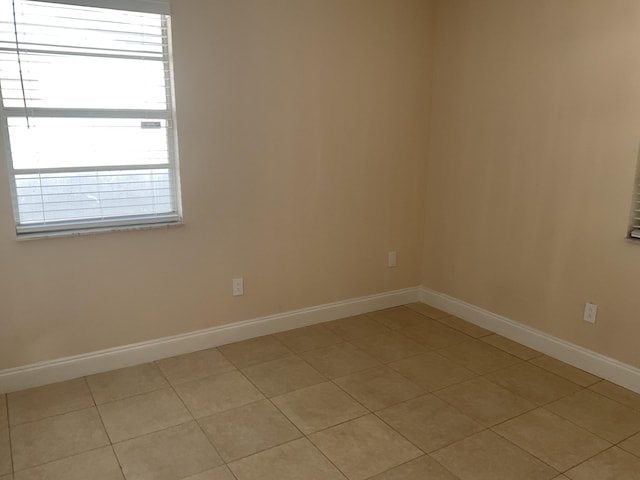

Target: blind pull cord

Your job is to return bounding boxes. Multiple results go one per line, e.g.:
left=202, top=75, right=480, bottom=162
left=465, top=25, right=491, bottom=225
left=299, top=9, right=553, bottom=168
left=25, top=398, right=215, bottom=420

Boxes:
left=11, top=0, right=30, bottom=129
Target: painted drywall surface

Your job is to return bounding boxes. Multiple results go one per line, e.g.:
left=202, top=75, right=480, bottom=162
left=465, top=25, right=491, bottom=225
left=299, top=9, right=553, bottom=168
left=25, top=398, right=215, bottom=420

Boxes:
left=0, top=0, right=433, bottom=369
left=423, top=0, right=640, bottom=368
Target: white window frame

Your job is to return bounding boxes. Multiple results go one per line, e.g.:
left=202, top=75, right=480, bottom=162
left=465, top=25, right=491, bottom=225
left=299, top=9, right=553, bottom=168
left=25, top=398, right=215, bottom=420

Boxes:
left=0, top=0, right=182, bottom=239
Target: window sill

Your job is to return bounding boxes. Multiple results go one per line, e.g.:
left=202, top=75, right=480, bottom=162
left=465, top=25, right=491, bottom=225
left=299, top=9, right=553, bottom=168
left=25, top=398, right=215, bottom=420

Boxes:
left=16, top=219, right=183, bottom=241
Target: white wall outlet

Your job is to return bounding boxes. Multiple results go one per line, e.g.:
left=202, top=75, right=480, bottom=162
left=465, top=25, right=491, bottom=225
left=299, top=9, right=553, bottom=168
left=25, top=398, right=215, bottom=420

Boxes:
left=388, top=251, right=397, bottom=267
left=584, top=302, right=597, bottom=324
left=232, top=277, right=244, bottom=296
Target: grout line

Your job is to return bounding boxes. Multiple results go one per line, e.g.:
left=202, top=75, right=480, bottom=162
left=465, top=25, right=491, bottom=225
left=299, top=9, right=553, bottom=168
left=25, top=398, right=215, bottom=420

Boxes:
left=164, top=365, right=226, bottom=467
left=371, top=392, right=490, bottom=453
left=10, top=444, right=116, bottom=476
left=82, top=376, right=127, bottom=479
left=618, top=441, right=640, bottom=461
left=525, top=356, right=602, bottom=386
left=537, top=405, right=616, bottom=447
left=7, top=403, right=98, bottom=429
left=216, top=334, right=294, bottom=371
left=559, top=445, right=623, bottom=475
left=487, top=425, right=562, bottom=474
left=240, top=356, right=330, bottom=399
left=5, top=396, right=14, bottom=477
left=539, top=394, right=640, bottom=448
left=92, top=384, right=177, bottom=409
left=268, top=381, right=371, bottom=437
left=303, top=428, right=366, bottom=480
left=487, top=401, right=621, bottom=474
left=587, top=381, right=640, bottom=414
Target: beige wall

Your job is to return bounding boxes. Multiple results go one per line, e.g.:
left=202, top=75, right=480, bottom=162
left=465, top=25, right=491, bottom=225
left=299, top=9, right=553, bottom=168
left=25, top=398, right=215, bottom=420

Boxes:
left=423, top=0, right=640, bottom=368
left=5, top=0, right=640, bottom=374
left=0, top=0, right=434, bottom=369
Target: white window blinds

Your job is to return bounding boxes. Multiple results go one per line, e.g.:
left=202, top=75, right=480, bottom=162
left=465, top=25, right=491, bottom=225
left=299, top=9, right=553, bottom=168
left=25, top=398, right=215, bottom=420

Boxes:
left=631, top=173, right=640, bottom=239
left=0, top=0, right=181, bottom=236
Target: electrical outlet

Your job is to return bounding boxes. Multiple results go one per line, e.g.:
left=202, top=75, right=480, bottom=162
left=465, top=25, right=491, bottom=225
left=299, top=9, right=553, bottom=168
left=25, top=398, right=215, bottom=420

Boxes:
left=583, top=302, right=597, bottom=324
left=232, top=277, right=244, bottom=296
left=388, top=251, right=397, bottom=267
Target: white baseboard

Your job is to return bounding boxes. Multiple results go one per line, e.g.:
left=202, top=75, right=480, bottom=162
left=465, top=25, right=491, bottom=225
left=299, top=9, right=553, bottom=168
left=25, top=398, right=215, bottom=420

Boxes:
left=419, top=286, right=640, bottom=394
left=5, top=285, right=639, bottom=396
left=0, top=287, right=419, bottom=394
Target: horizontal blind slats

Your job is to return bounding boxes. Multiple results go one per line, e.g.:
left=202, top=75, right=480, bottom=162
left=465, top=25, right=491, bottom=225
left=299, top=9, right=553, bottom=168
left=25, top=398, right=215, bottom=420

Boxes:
left=0, top=0, right=168, bottom=110
left=15, top=168, right=174, bottom=225
left=29, top=0, right=171, bottom=16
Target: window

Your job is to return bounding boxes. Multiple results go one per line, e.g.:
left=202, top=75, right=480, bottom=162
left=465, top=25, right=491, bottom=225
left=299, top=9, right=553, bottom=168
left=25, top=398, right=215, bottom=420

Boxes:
left=631, top=163, right=640, bottom=240
left=0, top=0, right=181, bottom=237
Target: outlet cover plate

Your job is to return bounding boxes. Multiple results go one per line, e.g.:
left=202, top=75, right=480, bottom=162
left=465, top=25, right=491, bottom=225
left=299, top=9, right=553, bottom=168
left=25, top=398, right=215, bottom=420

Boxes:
left=584, top=302, right=597, bottom=323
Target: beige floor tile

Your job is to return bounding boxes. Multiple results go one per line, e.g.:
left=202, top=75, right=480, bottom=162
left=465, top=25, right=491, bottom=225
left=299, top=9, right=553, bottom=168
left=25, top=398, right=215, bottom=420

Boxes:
left=181, top=465, right=236, bottom=480
left=310, top=415, right=422, bottom=480
left=351, top=332, right=426, bottom=363
left=493, top=408, right=611, bottom=471
left=98, top=388, right=192, bottom=442
left=275, top=325, right=342, bottom=353
left=530, top=356, right=600, bottom=387
left=480, top=334, right=541, bottom=360
left=378, top=394, right=483, bottom=452
left=324, top=314, right=391, bottom=340
left=241, top=356, right=325, bottom=397
left=11, top=407, right=109, bottom=471
left=156, top=348, right=236, bottom=385
left=431, top=430, right=558, bottom=480
left=229, top=438, right=346, bottom=480
left=369, top=307, right=432, bottom=330
left=546, top=389, right=640, bottom=443
left=565, top=447, right=640, bottom=480
left=114, top=421, right=222, bottom=480
left=437, top=339, right=521, bottom=374
left=388, top=352, right=476, bottom=391
left=619, top=431, right=640, bottom=457
left=333, top=366, right=425, bottom=411
left=13, top=446, right=123, bottom=480
left=486, top=363, right=582, bottom=405
left=174, top=371, right=264, bottom=419
left=435, top=377, right=535, bottom=427
left=0, top=395, right=6, bottom=430
left=436, top=316, right=492, bottom=338
left=0, top=429, right=10, bottom=476
left=405, top=303, right=450, bottom=319
left=299, top=342, right=380, bottom=379
left=271, top=382, right=367, bottom=434
left=398, top=323, right=472, bottom=350
left=87, top=363, right=169, bottom=404
left=218, top=336, right=292, bottom=369
left=589, top=381, right=640, bottom=411
left=199, top=399, right=301, bottom=462
left=8, top=378, right=94, bottom=426
left=367, top=455, right=459, bottom=480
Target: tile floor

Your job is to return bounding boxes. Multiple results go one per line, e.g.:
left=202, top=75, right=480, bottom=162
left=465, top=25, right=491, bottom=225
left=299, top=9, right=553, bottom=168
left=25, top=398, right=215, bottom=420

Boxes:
left=2, top=303, right=640, bottom=479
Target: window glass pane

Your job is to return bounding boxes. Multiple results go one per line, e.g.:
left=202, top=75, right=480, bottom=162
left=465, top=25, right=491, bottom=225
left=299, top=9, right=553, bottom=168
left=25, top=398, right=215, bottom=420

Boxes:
left=8, top=117, right=170, bottom=169
left=15, top=169, right=174, bottom=224
left=0, top=52, right=167, bottom=109
left=0, top=0, right=167, bottom=110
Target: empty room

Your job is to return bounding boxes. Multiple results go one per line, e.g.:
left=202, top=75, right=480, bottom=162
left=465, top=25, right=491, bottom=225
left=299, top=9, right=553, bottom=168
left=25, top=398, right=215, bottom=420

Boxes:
left=1, top=0, right=640, bottom=478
